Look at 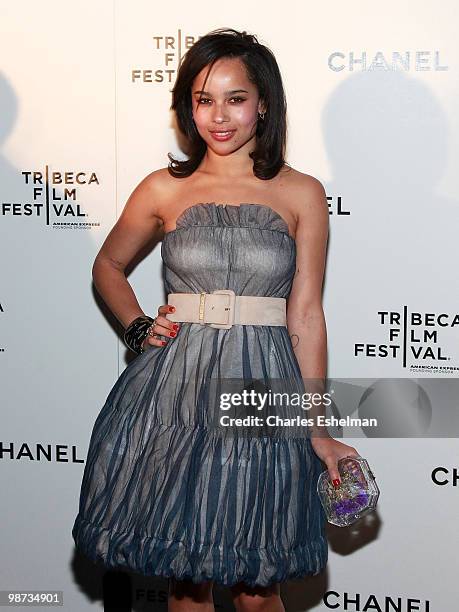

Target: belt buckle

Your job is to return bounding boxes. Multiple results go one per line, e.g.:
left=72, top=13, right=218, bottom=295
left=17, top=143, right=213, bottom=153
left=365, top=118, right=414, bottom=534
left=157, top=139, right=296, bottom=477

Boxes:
left=209, top=289, right=236, bottom=329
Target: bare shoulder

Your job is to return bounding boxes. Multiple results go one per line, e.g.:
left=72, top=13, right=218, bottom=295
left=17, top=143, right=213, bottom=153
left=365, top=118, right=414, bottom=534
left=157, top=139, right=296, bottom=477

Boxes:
left=144, top=166, right=173, bottom=184
left=142, top=167, right=184, bottom=220
left=281, top=166, right=328, bottom=215
left=279, top=166, right=329, bottom=245
left=142, top=166, right=173, bottom=202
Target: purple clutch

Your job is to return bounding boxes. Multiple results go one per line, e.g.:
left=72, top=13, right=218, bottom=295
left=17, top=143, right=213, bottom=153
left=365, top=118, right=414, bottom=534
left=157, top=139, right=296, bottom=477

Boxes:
left=317, top=456, right=380, bottom=527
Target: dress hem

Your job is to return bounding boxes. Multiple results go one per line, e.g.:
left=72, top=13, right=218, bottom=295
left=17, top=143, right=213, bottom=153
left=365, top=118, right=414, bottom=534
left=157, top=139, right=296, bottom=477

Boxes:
left=72, top=514, right=328, bottom=588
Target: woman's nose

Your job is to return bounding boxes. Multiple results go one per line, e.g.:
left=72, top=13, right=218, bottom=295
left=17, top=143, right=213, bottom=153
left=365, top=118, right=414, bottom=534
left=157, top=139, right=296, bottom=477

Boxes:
left=211, top=104, right=229, bottom=122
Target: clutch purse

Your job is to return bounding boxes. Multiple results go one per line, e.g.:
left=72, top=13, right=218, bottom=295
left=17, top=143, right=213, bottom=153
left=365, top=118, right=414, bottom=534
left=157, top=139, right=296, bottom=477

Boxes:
left=317, top=456, right=380, bottom=527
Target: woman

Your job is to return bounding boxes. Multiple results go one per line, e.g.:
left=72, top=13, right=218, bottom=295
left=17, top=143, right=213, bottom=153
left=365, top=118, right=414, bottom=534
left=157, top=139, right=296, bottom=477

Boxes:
left=72, top=28, right=360, bottom=611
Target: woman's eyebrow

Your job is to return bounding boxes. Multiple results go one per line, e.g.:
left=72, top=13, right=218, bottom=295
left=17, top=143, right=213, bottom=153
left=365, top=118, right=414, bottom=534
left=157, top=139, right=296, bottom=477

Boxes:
left=193, top=89, right=249, bottom=96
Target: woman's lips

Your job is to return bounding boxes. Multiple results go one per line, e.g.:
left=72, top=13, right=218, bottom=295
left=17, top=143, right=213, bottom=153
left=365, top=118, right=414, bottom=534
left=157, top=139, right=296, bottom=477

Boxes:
left=210, top=130, right=236, bottom=141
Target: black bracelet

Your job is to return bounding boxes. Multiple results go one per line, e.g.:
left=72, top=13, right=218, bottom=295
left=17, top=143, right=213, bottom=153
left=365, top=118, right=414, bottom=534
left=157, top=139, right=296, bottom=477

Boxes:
left=124, top=315, right=155, bottom=354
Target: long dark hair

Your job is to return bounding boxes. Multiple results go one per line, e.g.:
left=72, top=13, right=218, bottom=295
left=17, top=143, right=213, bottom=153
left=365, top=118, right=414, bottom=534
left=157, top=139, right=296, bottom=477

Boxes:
left=168, top=27, right=288, bottom=180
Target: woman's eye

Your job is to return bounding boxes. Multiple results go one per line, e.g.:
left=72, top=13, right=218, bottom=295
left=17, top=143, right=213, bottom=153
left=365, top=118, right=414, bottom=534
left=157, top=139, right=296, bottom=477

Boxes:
left=196, top=97, right=246, bottom=105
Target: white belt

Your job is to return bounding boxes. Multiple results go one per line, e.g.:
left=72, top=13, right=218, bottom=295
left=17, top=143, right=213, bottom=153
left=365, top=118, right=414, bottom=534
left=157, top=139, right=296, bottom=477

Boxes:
left=166, top=289, right=286, bottom=329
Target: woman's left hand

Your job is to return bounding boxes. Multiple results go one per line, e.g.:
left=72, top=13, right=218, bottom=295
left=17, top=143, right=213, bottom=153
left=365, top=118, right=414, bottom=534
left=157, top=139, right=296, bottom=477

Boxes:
left=310, top=435, right=360, bottom=486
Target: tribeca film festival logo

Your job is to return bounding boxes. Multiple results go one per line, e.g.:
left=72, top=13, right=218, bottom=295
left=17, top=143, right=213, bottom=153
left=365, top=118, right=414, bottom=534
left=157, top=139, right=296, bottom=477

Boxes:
left=355, top=306, right=459, bottom=372
left=132, top=30, right=199, bottom=85
left=2, top=167, right=100, bottom=229
left=328, top=50, right=448, bottom=71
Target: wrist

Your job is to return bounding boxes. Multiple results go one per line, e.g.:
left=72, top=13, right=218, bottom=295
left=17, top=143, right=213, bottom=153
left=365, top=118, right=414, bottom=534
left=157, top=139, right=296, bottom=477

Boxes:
left=124, top=315, right=155, bottom=354
left=310, top=427, right=332, bottom=440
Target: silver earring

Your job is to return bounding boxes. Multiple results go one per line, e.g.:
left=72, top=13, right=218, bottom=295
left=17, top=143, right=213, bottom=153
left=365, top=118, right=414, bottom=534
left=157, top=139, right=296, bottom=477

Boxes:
left=258, top=111, right=265, bottom=121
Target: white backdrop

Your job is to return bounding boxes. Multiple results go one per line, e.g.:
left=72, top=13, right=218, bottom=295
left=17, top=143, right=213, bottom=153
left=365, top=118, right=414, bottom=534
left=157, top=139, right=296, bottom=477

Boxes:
left=1, top=1, right=458, bottom=610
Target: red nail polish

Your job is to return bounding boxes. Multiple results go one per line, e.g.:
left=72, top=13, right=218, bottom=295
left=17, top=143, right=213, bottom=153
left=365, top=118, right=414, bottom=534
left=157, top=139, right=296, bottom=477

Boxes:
left=161, top=341, right=166, bottom=346
left=170, top=331, right=176, bottom=337
left=332, top=479, right=341, bottom=488
left=168, top=306, right=175, bottom=312
left=172, top=324, right=179, bottom=330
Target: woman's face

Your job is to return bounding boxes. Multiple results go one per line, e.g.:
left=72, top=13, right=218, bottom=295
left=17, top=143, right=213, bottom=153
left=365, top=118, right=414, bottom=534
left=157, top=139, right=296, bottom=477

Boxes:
left=191, top=57, right=265, bottom=154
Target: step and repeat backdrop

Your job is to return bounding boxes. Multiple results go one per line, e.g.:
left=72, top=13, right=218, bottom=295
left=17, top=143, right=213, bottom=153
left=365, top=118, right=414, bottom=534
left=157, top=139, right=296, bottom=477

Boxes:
left=1, top=1, right=458, bottom=610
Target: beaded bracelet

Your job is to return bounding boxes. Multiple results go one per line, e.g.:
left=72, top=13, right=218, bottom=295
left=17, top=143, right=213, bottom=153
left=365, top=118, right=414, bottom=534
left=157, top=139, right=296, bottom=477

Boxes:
left=123, top=315, right=155, bottom=354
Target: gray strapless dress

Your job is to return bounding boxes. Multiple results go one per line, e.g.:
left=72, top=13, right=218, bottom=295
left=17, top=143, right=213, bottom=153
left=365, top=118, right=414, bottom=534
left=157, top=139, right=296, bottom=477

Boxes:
left=72, top=203, right=328, bottom=587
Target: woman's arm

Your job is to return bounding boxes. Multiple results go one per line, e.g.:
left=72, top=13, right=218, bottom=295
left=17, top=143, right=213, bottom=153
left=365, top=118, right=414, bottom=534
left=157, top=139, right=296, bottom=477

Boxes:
left=286, top=176, right=359, bottom=483
left=286, top=176, right=329, bottom=436
left=92, top=170, right=165, bottom=329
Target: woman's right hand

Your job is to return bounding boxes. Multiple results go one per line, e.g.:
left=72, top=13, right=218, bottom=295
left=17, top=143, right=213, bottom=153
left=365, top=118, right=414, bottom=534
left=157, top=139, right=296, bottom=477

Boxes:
left=141, top=304, right=180, bottom=350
